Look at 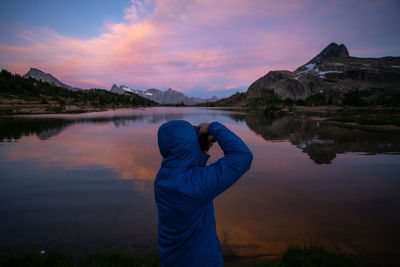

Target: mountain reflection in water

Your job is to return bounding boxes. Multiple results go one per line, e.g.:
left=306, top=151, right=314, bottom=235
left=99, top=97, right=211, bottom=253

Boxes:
left=242, top=113, right=400, bottom=164
left=0, top=107, right=399, bottom=263
left=3, top=110, right=399, bottom=165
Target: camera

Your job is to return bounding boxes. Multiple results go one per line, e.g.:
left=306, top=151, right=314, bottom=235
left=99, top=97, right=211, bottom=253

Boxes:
left=194, top=126, right=216, bottom=151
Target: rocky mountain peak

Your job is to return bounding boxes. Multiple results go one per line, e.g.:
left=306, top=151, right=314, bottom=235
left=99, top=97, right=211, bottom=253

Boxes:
left=28, top=68, right=43, bottom=73
left=23, top=67, right=75, bottom=90
left=110, top=84, right=124, bottom=94
left=24, top=68, right=46, bottom=78
left=307, top=42, right=349, bottom=65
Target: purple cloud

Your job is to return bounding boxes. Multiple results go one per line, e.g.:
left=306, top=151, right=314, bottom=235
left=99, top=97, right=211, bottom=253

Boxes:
left=0, top=0, right=398, bottom=97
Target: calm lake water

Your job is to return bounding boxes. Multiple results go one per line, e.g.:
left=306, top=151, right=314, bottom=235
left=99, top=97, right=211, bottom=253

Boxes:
left=1, top=107, right=400, bottom=261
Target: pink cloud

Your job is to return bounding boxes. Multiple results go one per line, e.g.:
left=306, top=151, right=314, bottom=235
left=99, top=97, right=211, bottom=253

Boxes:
left=0, top=0, right=396, bottom=95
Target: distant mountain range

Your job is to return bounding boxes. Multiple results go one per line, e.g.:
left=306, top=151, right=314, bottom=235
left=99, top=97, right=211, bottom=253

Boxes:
left=21, top=42, right=400, bottom=108
left=110, top=84, right=218, bottom=105
left=22, top=68, right=218, bottom=105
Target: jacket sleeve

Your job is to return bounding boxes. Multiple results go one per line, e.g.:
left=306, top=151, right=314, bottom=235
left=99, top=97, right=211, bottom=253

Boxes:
left=188, top=122, right=253, bottom=201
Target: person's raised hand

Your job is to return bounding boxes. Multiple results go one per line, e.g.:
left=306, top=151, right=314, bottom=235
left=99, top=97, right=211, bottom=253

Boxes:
left=198, top=122, right=211, bottom=135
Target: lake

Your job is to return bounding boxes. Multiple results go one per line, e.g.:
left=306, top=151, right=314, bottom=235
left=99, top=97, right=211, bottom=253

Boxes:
left=1, top=107, right=399, bottom=262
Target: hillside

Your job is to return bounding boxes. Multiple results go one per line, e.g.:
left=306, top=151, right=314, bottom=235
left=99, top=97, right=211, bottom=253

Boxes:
left=216, top=43, right=400, bottom=107
left=0, top=70, right=156, bottom=115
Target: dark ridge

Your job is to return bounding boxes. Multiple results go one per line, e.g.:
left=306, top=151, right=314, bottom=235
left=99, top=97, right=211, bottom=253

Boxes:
left=307, top=42, right=349, bottom=65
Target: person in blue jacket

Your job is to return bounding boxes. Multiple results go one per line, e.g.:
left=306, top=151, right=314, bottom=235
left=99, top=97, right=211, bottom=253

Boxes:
left=154, top=120, right=253, bottom=267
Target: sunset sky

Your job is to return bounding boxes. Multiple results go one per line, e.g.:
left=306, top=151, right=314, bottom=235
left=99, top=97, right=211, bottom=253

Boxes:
left=1, top=0, right=399, bottom=97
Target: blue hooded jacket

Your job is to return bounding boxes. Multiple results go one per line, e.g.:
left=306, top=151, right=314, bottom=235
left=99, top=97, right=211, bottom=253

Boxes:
left=154, top=120, right=253, bottom=267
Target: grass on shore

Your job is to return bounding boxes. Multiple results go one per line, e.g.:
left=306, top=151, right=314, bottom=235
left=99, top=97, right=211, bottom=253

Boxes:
left=272, top=244, right=360, bottom=267
left=0, top=244, right=361, bottom=267
left=0, top=251, right=160, bottom=267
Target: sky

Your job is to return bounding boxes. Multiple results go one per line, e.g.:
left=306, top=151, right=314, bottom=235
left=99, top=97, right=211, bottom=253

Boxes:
left=0, top=0, right=399, bottom=98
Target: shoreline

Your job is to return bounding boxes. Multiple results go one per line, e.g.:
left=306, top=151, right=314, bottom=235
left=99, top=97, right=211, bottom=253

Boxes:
left=321, top=119, right=400, bottom=133
left=0, top=99, right=161, bottom=116
left=0, top=102, right=148, bottom=116
left=2, top=103, right=400, bottom=133
left=298, top=114, right=400, bottom=133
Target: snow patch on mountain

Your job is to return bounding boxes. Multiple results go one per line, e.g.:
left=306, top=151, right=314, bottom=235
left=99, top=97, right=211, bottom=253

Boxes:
left=317, top=70, right=343, bottom=78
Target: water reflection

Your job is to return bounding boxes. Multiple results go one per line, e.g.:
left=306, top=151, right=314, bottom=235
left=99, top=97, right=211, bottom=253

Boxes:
left=1, top=107, right=400, bottom=263
left=0, top=107, right=244, bottom=141
left=242, top=112, right=400, bottom=164
left=0, top=117, right=72, bottom=141
left=3, top=123, right=160, bottom=182
left=3, top=109, right=399, bottom=165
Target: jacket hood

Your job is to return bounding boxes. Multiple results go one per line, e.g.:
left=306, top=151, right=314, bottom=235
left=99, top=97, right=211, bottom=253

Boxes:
left=158, top=120, right=210, bottom=168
